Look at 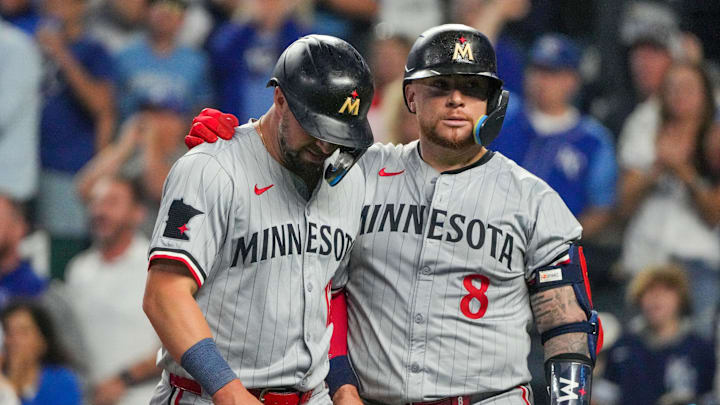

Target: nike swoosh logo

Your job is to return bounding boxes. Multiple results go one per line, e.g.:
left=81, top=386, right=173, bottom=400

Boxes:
left=254, top=184, right=274, bottom=195
left=378, top=168, right=405, bottom=177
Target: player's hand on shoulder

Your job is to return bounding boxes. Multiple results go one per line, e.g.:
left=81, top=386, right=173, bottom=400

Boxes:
left=185, top=108, right=239, bottom=149
left=211, top=380, right=263, bottom=405
left=332, top=384, right=363, bottom=405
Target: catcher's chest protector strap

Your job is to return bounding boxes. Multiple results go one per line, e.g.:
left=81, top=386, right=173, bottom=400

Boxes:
left=527, top=244, right=603, bottom=363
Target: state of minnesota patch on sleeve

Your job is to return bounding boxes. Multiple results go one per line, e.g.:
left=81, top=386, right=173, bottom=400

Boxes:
left=163, top=198, right=204, bottom=240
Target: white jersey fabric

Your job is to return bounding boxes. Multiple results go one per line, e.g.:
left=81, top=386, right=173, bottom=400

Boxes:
left=334, top=142, right=582, bottom=404
left=148, top=122, right=365, bottom=399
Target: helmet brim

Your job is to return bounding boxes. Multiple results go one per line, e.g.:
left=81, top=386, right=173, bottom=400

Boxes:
left=404, top=66, right=503, bottom=86
left=285, top=92, right=374, bottom=149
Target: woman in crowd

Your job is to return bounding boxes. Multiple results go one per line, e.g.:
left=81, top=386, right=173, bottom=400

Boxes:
left=617, top=62, right=720, bottom=334
left=1, top=301, right=81, bottom=405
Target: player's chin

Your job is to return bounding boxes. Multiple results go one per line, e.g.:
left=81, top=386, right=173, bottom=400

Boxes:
left=426, top=126, right=475, bottom=149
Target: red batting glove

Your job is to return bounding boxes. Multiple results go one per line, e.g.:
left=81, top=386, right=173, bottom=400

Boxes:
left=185, top=108, right=240, bottom=149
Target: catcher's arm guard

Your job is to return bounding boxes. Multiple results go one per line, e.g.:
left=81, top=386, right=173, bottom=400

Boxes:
left=528, top=244, right=601, bottom=404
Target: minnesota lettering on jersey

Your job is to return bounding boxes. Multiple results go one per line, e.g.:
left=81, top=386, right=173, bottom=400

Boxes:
left=232, top=222, right=354, bottom=265
left=360, top=204, right=514, bottom=270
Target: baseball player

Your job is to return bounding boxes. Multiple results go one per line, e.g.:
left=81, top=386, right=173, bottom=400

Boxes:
left=187, top=25, right=601, bottom=405
left=142, top=35, right=374, bottom=405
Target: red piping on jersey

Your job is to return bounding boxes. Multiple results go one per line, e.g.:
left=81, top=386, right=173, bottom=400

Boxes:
left=150, top=254, right=203, bottom=287
left=324, top=282, right=332, bottom=327
left=174, top=388, right=184, bottom=405
left=328, top=290, right=349, bottom=358
left=577, top=246, right=592, bottom=307
left=518, top=386, right=530, bottom=405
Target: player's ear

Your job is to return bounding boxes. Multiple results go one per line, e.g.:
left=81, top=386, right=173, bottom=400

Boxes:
left=405, top=84, right=417, bottom=114
left=274, top=87, right=287, bottom=110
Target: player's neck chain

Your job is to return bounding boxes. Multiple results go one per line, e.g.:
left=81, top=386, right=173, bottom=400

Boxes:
left=256, top=116, right=267, bottom=148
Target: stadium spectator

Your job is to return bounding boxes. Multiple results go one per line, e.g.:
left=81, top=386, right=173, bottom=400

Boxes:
left=452, top=0, right=530, bottom=95
left=366, top=32, right=412, bottom=143
left=76, top=97, right=188, bottom=235
left=603, top=264, right=715, bottom=404
left=0, top=0, right=39, bottom=35
left=614, top=19, right=677, bottom=147
left=35, top=0, right=116, bottom=279
left=492, top=34, right=617, bottom=239
left=114, top=0, right=212, bottom=121
left=2, top=301, right=81, bottom=405
left=380, top=78, right=419, bottom=145
left=618, top=63, right=720, bottom=335
left=0, top=19, right=42, bottom=202
left=0, top=329, right=19, bottom=405
left=207, top=0, right=305, bottom=122
left=64, top=176, right=160, bottom=405
left=0, top=196, right=46, bottom=309
left=87, top=0, right=147, bottom=54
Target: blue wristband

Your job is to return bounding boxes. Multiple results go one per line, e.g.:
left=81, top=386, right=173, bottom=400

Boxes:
left=181, top=338, right=237, bottom=396
left=326, top=355, right=359, bottom=398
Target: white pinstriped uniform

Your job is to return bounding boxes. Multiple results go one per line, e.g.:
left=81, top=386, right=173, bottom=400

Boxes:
left=147, top=123, right=365, bottom=403
left=334, top=141, right=582, bottom=404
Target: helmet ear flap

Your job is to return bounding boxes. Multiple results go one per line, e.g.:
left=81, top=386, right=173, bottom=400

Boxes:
left=474, top=90, right=509, bottom=146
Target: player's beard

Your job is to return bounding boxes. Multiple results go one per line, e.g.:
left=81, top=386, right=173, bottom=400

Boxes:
left=420, top=121, right=476, bottom=150
left=278, top=115, right=323, bottom=184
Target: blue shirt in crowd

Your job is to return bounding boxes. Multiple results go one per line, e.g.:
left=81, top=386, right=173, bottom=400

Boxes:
left=0, top=260, right=46, bottom=308
left=20, top=366, right=81, bottom=405
left=40, top=36, right=114, bottom=174
left=208, top=20, right=305, bottom=122
left=0, top=8, right=40, bottom=36
left=114, top=39, right=212, bottom=120
left=604, top=328, right=715, bottom=404
left=491, top=106, right=617, bottom=216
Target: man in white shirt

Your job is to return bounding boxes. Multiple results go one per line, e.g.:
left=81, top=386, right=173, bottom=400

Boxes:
left=65, top=176, right=161, bottom=405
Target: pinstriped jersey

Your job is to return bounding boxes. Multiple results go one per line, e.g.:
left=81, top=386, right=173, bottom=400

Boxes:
left=334, top=141, right=582, bottom=404
left=148, top=122, right=365, bottom=394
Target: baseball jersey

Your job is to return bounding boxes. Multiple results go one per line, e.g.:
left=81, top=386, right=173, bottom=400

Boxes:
left=148, top=122, right=365, bottom=394
left=334, top=141, right=582, bottom=403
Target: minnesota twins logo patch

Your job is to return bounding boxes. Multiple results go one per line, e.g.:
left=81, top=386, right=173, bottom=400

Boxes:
left=163, top=199, right=203, bottom=240
left=338, top=89, right=360, bottom=116
left=452, top=36, right=474, bottom=62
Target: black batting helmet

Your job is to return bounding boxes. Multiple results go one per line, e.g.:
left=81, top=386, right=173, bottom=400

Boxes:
left=268, top=35, right=374, bottom=185
left=268, top=35, right=374, bottom=150
left=403, top=24, right=509, bottom=146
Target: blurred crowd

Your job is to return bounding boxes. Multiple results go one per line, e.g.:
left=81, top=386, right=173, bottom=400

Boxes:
left=0, top=0, right=719, bottom=404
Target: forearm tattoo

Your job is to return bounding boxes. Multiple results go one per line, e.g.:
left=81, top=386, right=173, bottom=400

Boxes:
left=530, top=286, right=589, bottom=360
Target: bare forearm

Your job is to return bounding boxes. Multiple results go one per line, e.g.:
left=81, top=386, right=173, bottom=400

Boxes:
left=95, top=110, right=115, bottom=151
left=55, top=50, right=114, bottom=116
left=617, top=169, right=658, bottom=220
left=323, top=0, right=377, bottom=19
left=530, top=286, right=589, bottom=361
left=143, top=261, right=213, bottom=363
left=75, top=142, right=135, bottom=200
left=677, top=167, right=720, bottom=226
left=124, top=351, right=162, bottom=383
left=143, top=149, right=173, bottom=202
left=543, top=332, right=589, bottom=361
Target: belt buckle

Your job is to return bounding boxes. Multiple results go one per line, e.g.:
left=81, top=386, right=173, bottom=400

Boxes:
left=257, top=388, right=273, bottom=403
